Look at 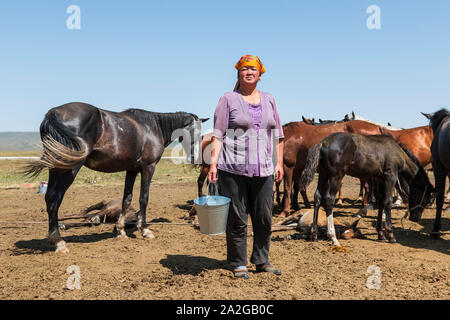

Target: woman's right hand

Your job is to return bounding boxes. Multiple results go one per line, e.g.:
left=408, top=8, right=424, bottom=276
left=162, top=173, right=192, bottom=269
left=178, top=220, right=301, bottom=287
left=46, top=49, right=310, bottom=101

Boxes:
left=208, top=164, right=218, bottom=183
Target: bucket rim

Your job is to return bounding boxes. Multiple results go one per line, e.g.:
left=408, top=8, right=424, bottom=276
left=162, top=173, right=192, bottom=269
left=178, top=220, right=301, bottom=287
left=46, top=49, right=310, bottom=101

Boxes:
left=193, top=195, right=231, bottom=206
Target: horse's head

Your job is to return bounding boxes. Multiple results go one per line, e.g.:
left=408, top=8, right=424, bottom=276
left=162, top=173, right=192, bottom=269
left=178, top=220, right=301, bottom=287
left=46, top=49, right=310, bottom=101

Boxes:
left=302, top=116, right=314, bottom=125
left=422, top=109, right=449, bottom=133
left=338, top=219, right=365, bottom=240
left=408, top=173, right=435, bottom=222
left=175, top=113, right=209, bottom=164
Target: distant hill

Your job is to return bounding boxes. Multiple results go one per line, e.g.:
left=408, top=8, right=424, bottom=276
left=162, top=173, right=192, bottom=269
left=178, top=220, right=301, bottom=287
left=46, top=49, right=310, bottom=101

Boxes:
left=0, top=132, right=41, bottom=151
left=0, top=132, right=183, bottom=153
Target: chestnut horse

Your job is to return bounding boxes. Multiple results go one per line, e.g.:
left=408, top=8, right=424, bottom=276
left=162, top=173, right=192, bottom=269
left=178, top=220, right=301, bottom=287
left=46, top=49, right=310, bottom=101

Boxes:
left=383, top=126, right=434, bottom=168
left=280, top=120, right=383, bottom=216
left=25, top=102, right=207, bottom=253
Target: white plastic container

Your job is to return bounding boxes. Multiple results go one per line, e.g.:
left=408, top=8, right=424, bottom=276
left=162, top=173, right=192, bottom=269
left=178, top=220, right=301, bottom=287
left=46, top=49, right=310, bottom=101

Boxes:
left=38, top=181, right=48, bottom=194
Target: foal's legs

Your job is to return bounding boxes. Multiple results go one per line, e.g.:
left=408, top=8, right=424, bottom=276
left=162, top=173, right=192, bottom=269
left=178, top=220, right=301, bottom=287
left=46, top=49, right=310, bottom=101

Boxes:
left=375, top=182, right=387, bottom=241
left=384, top=175, right=397, bottom=242
left=46, top=165, right=82, bottom=253
left=377, top=174, right=396, bottom=243
left=137, top=163, right=157, bottom=239
left=117, top=170, right=138, bottom=238
left=311, top=174, right=327, bottom=242
left=323, top=176, right=343, bottom=246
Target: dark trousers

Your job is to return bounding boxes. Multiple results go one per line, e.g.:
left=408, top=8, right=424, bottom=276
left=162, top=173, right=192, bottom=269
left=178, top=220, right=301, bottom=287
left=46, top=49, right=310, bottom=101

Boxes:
left=217, top=170, right=274, bottom=268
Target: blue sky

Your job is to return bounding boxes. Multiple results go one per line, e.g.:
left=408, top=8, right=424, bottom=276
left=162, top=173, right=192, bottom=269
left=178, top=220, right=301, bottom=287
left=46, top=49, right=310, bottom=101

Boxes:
left=0, top=0, right=449, bottom=131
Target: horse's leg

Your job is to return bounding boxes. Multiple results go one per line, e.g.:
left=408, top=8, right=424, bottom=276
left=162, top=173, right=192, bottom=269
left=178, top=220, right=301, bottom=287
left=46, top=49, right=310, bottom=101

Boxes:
left=298, top=167, right=312, bottom=209
left=137, top=163, right=157, bottom=239
left=300, top=189, right=311, bottom=209
left=275, top=180, right=281, bottom=205
left=292, top=178, right=300, bottom=211
left=116, top=171, right=138, bottom=238
left=82, top=200, right=108, bottom=215
left=375, top=182, right=387, bottom=241
left=335, top=182, right=343, bottom=205
left=357, top=181, right=370, bottom=217
left=197, top=164, right=209, bottom=197
left=431, top=166, right=446, bottom=238
left=383, top=176, right=396, bottom=243
left=311, top=174, right=326, bottom=242
left=357, top=179, right=364, bottom=202
left=323, top=176, right=343, bottom=246
left=46, top=166, right=82, bottom=253
left=282, top=165, right=294, bottom=217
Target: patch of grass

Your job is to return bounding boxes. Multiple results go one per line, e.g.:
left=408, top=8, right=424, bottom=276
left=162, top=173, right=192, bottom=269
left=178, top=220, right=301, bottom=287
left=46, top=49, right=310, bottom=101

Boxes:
left=0, top=159, right=200, bottom=187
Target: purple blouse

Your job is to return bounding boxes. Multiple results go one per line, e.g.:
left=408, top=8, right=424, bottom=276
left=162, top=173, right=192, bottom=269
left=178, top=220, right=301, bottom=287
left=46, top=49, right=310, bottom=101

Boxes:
left=212, top=91, right=284, bottom=178
left=247, top=102, right=262, bottom=176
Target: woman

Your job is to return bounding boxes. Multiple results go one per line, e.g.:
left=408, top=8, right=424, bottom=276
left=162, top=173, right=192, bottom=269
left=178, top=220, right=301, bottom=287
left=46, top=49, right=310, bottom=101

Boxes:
left=208, top=55, right=285, bottom=279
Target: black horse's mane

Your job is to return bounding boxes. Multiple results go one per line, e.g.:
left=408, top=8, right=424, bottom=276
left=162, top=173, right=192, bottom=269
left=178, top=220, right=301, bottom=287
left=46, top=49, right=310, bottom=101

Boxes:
left=123, top=109, right=196, bottom=146
left=379, top=127, right=429, bottom=192
left=430, top=108, right=449, bottom=131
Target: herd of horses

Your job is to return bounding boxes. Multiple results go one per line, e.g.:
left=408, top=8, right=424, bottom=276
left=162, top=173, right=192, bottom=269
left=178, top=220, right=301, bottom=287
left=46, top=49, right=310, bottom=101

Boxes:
left=25, top=102, right=449, bottom=253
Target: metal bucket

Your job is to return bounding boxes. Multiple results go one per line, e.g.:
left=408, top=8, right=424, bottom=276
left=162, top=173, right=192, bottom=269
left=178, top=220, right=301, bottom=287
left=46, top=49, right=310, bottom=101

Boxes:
left=38, top=181, right=48, bottom=194
left=194, top=183, right=230, bottom=235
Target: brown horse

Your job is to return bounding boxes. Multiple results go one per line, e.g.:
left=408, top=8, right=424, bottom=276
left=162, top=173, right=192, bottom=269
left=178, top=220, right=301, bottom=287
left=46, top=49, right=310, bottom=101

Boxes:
left=280, top=120, right=383, bottom=216
left=24, top=102, right=208, bottom=253
left=383, top=126, right=434, bottom=168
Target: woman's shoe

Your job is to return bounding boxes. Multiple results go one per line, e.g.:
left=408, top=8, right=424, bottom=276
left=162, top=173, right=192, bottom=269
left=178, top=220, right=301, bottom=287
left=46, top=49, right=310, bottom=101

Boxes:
left=256, top=264, right=282, bottom=275
left=233, top=268, right=250, bottom=279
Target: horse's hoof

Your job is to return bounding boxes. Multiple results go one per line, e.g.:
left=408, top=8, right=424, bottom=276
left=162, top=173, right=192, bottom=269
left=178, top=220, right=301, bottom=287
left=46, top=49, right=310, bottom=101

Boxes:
left=377, top=232, right=387, bottom=241
left=116, top=230, right=128, bottom=239
left=388, top=237, right=397, bottom=243
left=55, top=240, right=69, bottom=254
left=142, top=229, right=155, bottom=239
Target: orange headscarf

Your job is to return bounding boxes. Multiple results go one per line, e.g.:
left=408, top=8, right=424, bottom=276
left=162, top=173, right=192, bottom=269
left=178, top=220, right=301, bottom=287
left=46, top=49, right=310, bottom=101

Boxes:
left=234, top=55, right=266, bottom=74
left=233, top=55, right=266, bottom=91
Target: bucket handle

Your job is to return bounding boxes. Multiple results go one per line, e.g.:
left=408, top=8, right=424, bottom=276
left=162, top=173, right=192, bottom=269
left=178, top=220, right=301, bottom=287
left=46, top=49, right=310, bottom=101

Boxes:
left=205, top=181, right=219, bottom=207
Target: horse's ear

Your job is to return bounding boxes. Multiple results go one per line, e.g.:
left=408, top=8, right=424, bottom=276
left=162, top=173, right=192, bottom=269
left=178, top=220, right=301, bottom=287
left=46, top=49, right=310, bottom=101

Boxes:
left=302, top=116, right=307, bottom=122
left=312, top=118, right=315, bottom=123
left=351, top=219, right=360, bottom=230
left=319, top=119, right=323, bottom=123
left=200, top=118, right=209, bottom=123
left=351, top=111, right=355, bottom=119
left=421, top=112, right=431, bottom=120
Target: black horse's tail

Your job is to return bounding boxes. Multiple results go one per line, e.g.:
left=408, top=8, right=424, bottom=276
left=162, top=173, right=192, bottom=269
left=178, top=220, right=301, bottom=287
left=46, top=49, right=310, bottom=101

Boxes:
left=23, top=110, right=89, bottom=178
left=299, top=141, right=323, bottom=191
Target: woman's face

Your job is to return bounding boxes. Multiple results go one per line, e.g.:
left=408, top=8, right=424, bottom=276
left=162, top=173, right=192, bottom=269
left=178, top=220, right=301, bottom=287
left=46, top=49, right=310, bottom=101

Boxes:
left=238, top=66, right=261, bottom=86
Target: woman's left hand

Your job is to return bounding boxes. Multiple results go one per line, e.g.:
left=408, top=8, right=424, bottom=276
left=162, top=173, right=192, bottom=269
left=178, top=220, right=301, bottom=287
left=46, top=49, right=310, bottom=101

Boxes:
left=274, top=164, right=284, bottom=183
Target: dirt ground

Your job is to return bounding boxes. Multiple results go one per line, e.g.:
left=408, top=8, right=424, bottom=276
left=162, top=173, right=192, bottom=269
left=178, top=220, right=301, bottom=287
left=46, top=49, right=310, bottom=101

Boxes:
left=0, top=176, right=448, bottom=300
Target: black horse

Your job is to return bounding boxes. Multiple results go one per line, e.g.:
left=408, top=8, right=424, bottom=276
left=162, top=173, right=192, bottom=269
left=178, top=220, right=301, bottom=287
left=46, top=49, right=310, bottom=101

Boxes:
left=423, top=109, right=450, bottom=237
left=299, top=132, right=433, bottom=246
left=25, top=102, right=208, bottom=253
